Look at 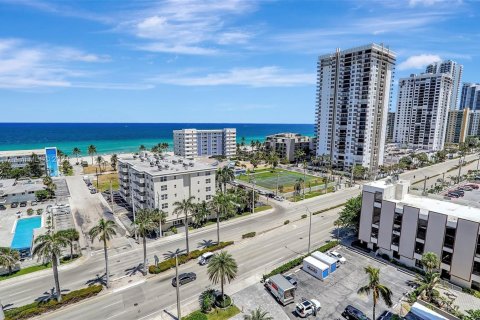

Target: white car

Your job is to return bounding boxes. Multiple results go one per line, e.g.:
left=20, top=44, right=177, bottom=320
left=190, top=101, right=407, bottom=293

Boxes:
left=198, top=252, right=214, bottom=265
left=295, top=299, right=321, bottom=317
left=329, top=251, right=346, bottom=264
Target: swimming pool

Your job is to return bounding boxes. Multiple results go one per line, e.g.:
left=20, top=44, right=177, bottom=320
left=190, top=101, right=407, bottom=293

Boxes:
left=11, top=216, right=42, bottom=251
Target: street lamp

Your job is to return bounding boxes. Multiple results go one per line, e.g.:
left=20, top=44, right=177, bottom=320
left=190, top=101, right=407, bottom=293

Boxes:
left=305, top=207, right=313, bottom=254
left=457, top=158, right=464, bottom=184
left=250, top=176, right=256, bottom=214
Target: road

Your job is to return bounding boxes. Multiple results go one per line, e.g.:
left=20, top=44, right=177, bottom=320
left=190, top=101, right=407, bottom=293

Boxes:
left=1, top=154, right=477, bottom=318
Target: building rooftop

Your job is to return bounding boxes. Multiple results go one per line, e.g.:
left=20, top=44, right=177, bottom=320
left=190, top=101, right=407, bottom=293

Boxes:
left=0, top=179, right=45, bottom=196
left=0, top=149, right=45, bottom=157
left=318, top=43, right=396, bottom=59
left=119, top=153, right=216, bottom=176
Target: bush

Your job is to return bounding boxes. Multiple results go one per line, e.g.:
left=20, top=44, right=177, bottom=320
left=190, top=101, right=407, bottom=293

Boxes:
left=263, top=241, right=339, bottom=279
left=301, top=214, right=307, bottom=219
left=284, top=220, right=290, bottom=225
left=149, top=241, right=234, bottom=274
left=27, top=208, right=34, bottom=216
left=242, top=232, right=256, bottom=239
left=36, top=208, right=43, bottom=215
left=199, top=289, right=216, bottom=313
left=5, top=285, right=102, bottom=320
left=215, top=294, right=232, bottom=308
left=182, top=310, right=208, bottom=320
left=171, top=226, right=178, bottom=234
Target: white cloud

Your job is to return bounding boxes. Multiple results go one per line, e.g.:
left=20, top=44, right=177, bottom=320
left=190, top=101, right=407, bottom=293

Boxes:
left=397, top=54, right=442, bottom=70
left=408, top=0, right=457, bottom=7
left=151, top=67, right=315, bottom=87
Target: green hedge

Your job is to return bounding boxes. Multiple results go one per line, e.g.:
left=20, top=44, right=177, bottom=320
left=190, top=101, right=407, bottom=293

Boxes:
left=182, top=311, right=208, bottom=320
left=284, top=220, right=290, bottom=225
left=5, top=285, right=102, bottom=320
left=242, top=232, right=256, bottom=239
left=149, top=241, right=234, bottom=274
left=313, top=203, right=345, bottom=215
left=263, top=240, right=339, bottom=279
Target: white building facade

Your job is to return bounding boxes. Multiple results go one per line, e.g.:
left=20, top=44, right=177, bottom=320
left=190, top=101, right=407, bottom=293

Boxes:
left=393, top=73, right=452, bottom=151
left=359, top=179, right=480, bottom=289
left=0, top=149, right=46, bottom=169
left=315, top=43, right=396, bottom=172
left=265, top=133, right=313, bottom=162
left=118, top=154, right=216, bottom=229
left=173, top=128, right=236, bottom=158
left=425, top=60, right=463, bottom=110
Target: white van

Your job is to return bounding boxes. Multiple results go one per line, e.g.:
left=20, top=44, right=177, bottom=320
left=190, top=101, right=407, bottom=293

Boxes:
left=198, top=252, right=214, bottom=265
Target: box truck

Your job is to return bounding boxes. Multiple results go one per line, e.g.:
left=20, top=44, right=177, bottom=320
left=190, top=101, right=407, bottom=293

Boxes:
left=311, top=251, right=337, bottom=273
left=264, top=274, right=296, bottom=305
left=303, top=256, right=329, bottom=280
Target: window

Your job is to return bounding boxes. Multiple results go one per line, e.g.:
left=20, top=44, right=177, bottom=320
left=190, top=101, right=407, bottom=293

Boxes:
left=162, top=203, right=168, bottom=209
left=393, top=251, right=400, bottom=260
left=206, top=195, right=212, bottom=200
left=444, top=226, right=456, bottom=249
left=161, top=185, right=167, bottom=191
left=160, top=176, right=167, bottom=182
left=372, top=207, right=381, bottom=225
left=476, top=234, right=480, bottom=256
left=415, top=242, right=424, bottom=255
left=206, top=187, right=211, bottom=192
left=442, top=250, right=453, bottom=265
left=161, top=194, right=168, bottom=200
left=374, top=191, right=383, bottom=202
left=206, top=171, right=211, bottom=176
left=392, top=234, right=400, bottom=246
left=206, top=179, right=211, bottom=184
left=416, top=219, right=428, bottom=240
left=371, top=226, right=379, bottom=239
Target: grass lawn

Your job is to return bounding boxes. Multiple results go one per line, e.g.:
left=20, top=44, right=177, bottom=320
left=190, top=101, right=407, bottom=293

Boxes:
left=238, top=169, right=324, bottom=193
left=83, top=164, right=113, bottom=174
left=96, top=172, right=119, bottom=192
left=254, top=205, right=272, bottom=212
left=182, top=306, right=240, bottom=320
left=289, top=186, right=335, bottom=202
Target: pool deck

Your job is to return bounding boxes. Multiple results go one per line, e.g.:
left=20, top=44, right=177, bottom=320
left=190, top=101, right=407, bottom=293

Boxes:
left=10, top=216, right=42, bottom=251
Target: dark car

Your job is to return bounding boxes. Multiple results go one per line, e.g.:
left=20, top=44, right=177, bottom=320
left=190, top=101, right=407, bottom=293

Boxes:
left=342, top=305, right=370, bottom=320
left=19, top=201, right=27, bottom=207
left=447, top=192, right=460, bottom=198
left=454, top=189, right=465, bottom=196
left=377, top=311, right=394, bottom=320
left=171, top=272, right=196, bottom=287
left=466, top=184, right=479, bottom=189
left=284, top=274, right=298, bottom=288
left=11, top=202, right=19, bottom=208
left=0, top=204, right=6, bottom=210
left=267, top=193, right=276, bottom=199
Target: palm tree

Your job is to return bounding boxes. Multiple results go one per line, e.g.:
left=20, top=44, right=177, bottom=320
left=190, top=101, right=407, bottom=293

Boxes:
left=110, top=154, right=118, bottom=171
left=89, top=219, right=117, bottom=288
left=72, top=147, right=81, bottom=164
left=421, top=252, right=439, bottom=273
left=244, top=307, right=273, bottom=320
left=173, top=196, right=195, bottom=255
left=32, top=232, right=68, bottom=302
left=88, top=145, right=97, bottom=165
left=415, top=270, right=440, bottom=303
left=268, top=151, right=279, bottom=171
left=133, top=209, right=157, bottom=275
left=357, top=266, right=393, bottom=320
left=207, top=251, right=238, bottom=303
left=210, top=193, right=234, bottom=244
left=192, top=201, right=209, bottom=228
left=57, top=228, right=79, bottom=260
left=152, top=209, right=167, bottom=238
left=96, top=155, right=103, bottom=173
left=0, top=247, right=20, bottom=275
left=216, top=167, right=235, bottom=193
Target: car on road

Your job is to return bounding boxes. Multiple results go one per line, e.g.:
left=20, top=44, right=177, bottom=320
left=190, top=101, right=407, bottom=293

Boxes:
left=257, top=190, right=267, bottom=195
left=171, top=272, right=196, bottom=287
left=295, top=298, right=321, bottom=318
left=341, top=305, right=370, bottom=320
left=267, top=193, right=276, bottom=199
left=284, top=273, right=298, bottom=288
left=0, top=205, right=6, bottom=210
left=328, top=251, right=346, bottom=264
left=198, top=252, right=214, bottom=265
left=19, top=201, right=27, bottom=207
left=463, top=186, right=473, bottom=191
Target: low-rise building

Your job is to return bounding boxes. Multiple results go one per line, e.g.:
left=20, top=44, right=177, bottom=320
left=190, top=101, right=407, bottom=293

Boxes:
left=118, top=153, right=216, bottom=229
left=359, top=178, right=480, bottom=289
left=0, top=147, right=59, bottom=176
left=265, top=133, right=313, bottom=162
left=445, top=108, right=471, bottom=144
left=173, top=128, right=236, bottom=158
left=0, top=179, right=46, bottom=204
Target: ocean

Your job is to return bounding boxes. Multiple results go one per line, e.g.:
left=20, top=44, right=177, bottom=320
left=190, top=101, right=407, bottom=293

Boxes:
left=0, top=123, right=314, bottom=156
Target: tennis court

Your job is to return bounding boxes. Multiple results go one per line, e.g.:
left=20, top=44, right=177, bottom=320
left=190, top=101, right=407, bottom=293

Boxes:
left=238, top=169, right=324, bottom=192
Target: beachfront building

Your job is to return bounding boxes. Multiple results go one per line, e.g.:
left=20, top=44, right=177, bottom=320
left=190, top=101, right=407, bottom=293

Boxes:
left=315, top=43, right=396, bottom=173
left=173, top=128, right=236, bottom=158
left=118, top=154, right=216, bottom=230
left=469, top=111, right=480, bottom=137
left=359, top=178, right=480, bottom=289
left=460, top=83, right=480, bottom=111
left=386, top=112, right=395, bottom=143
left=0, top=179, right=46, bottom=205
left=265, top=133, right=313, bottom=162
left=445, top=108, right=471, bottom=144
left=0, top=148, right=59, bottom=177
left=425, top=60, right=463, bottom=110
left=393, top=73, right=452, bottom=151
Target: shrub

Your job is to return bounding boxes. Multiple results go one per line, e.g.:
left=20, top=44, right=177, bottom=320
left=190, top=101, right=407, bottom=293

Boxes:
left=284, top=220, right=290, bottom=225
left=199, top=289, right=216, bottom=313
left=182, top=311, right=208, bottom=320
left=27, top=208, right=34, bottom=215
left=171, top=227, right=177, bottom=234
left=301, top=214, right=307, bottom=219
left=149, top=241, right=234, bottom=274
left=263, top=241, right=339, bottom=279
left=242, top=232, right=256, bottom=239
left=215, top=294, right=232, bottom=308
left=5, top=285, right=102, bottom=320
left=36, top=208, right=43, bottom=215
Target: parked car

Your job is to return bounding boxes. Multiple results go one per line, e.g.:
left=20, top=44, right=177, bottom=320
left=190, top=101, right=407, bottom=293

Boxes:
left=466, top=184, right=479, bottom=189
left=463, top=186, right=473, bottom=191
left=284, top=274, right=298, bottom=288
left=274, top=196, right=284, bottom=201
left=257, top=190, right=267, bottom=195
left=198, top=252, right=214, bottom=265
left=377, top=310, right=394, bottom=320
left=0, top=205, right=6, bottom=210
left=19, top=201, right=27, bottom=207
left=171, top=272, right=196, bottom=287
left=31, top=201, right=37, bottom=206
left=454, top=189, right=464, bottom=196
left=342, top=305, right=370, bottom=320
left=328, top=251, right=346, bottom=264
left=447, top=192, right=460, bottom=198
left=267, top=193, right=276, bottom=199
left=90, top=188, right=97, bottom=194
left=295, top=298, right=321, bottom=318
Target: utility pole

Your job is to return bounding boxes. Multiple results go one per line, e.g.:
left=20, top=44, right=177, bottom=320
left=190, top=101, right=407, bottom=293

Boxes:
left=457, top=158, right=463, bottom=184
left=276, top=172, right=279, bottom=196
left=303, top=161, right=306, bottom=199
left=423, top=176, right=428, bottom=195
left=307, top=207, right=312, bottom=254
left=130, top=184, right=137, bottom=240
left=175, top=253, right=181, bottom=320
left=95, top=168, right=99, bottom=189
left=157, top=192, right=162, bottom=238
left=251, top=177, right=256, bottom=214
left=110, top=179, right=114, bottom=215
left=477, top=155, right=480, bottom=172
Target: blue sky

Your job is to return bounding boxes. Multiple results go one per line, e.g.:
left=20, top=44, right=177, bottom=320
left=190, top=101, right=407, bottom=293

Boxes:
left=0, top=0, right=479, bottom=123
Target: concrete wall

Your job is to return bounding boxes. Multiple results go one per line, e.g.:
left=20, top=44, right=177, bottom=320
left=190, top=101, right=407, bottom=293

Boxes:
left=359, top=191, right=375, bottom=242
left=378, top=200, right=395, bottom=250
left=424, top=212, right=447, bottom=258
left=451, top=219, right=479, bottom=282
left=399, top=206, right=419, bottom=259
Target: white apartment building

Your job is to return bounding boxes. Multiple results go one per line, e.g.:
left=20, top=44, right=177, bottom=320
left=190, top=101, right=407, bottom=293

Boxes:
left=460, top=83, right=480, bottom=111
left=265, top=133, right=313, bottom=162
left=173, top=128, right=236, bottom=158
left=118, top=153, right=216, bottom=229
left=315, top=43, right=396, bottom=172
left=426, top=60, right=463, bottom=110
left=394, top=73, right=452, bottom=151
left=469, top=110, right=480, bottom=137
left=359, top=178, right=480, bottom=289
left=0, top=149, right=46, bottom=169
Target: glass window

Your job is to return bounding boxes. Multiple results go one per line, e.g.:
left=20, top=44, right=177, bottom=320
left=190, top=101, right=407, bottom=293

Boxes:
left=161, top=185, right=167, bottom=191
left=372, top=207, right=381, bottom=225
left=371, top=226, right=379, bottom=239
left=415, top=242, right=424, bottom=255
left=444, top=226, right=456, bottom=249
left=416, top=219, right=428, bottom=240
left=442, top=250, right=453, bottom=265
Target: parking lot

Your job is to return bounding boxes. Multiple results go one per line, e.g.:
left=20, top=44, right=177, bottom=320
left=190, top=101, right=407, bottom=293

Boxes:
left=444, top=182, right=480, bottom=203
left=280, top=247, right=415, bottom=319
